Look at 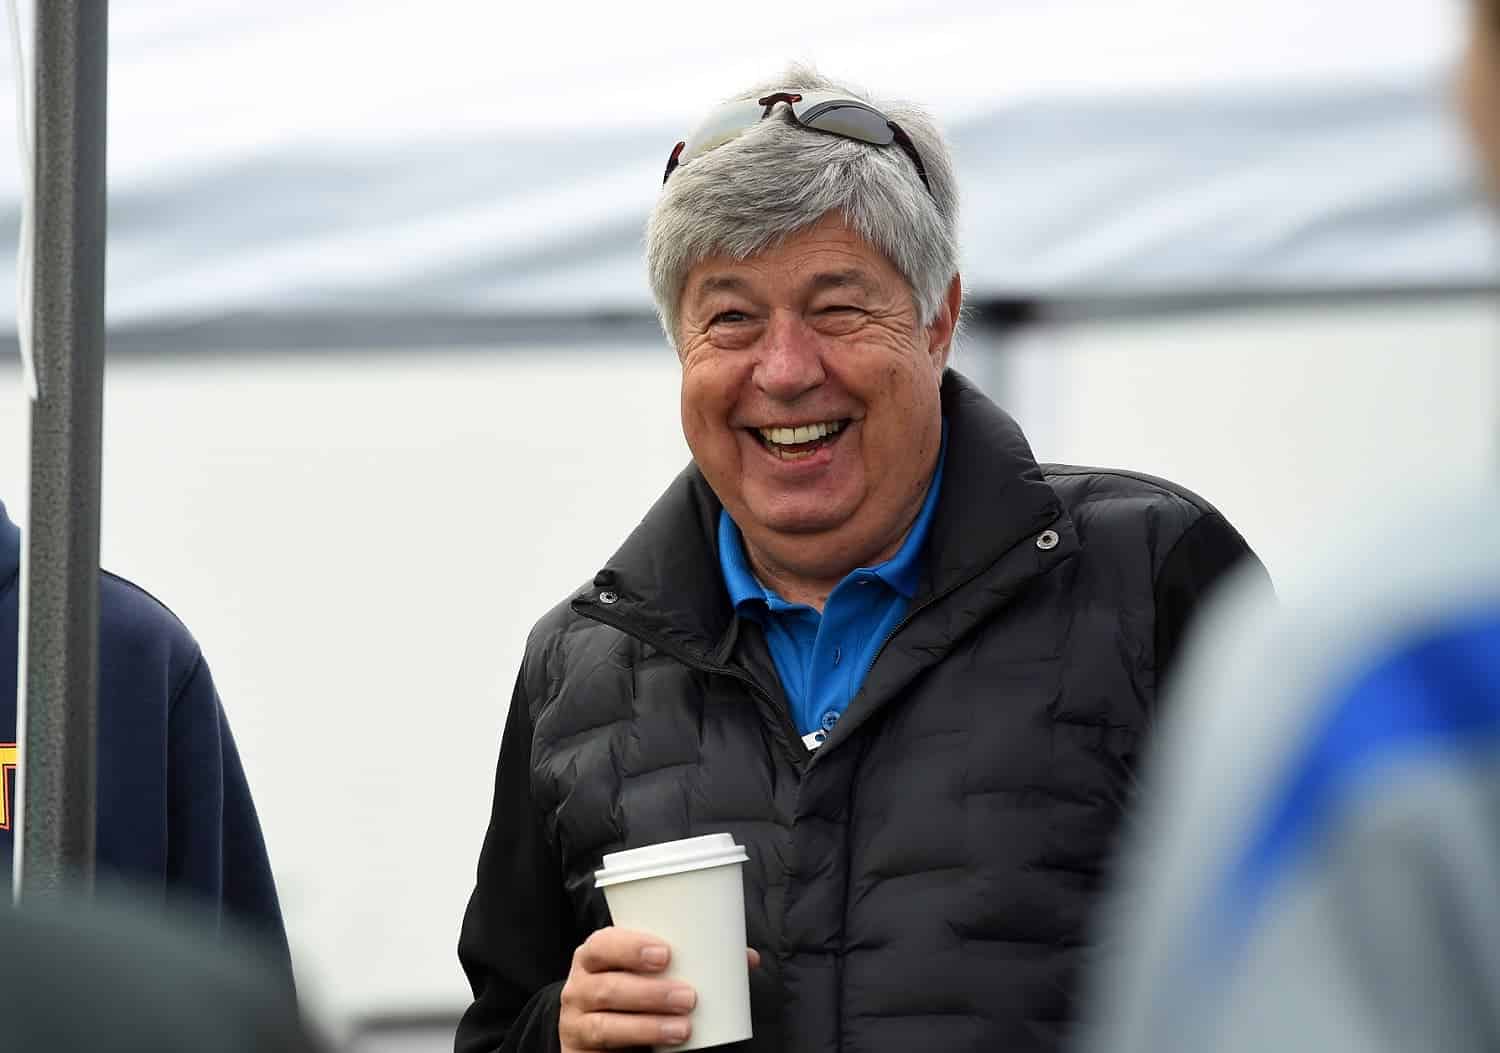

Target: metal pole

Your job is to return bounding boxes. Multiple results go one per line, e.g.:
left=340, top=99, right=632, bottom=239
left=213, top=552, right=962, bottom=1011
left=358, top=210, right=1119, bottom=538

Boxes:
left=14, top=0, right=107, bottom=901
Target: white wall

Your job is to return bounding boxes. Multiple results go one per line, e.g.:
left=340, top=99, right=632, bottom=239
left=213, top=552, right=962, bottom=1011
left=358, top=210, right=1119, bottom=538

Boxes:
left=1, top=296, right=1496, bottom=1025
left=998, top=296, right=1500, bottom=579
left=1, top=344, right=690, bottom=1023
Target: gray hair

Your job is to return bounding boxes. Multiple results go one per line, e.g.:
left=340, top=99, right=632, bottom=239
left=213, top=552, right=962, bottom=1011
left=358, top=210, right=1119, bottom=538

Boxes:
left=645, top=64, right=960, bottom=348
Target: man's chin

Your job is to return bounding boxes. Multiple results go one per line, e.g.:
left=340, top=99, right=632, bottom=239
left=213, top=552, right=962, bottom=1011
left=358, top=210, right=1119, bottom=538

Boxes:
left=741, top=493, right=852, bottom=532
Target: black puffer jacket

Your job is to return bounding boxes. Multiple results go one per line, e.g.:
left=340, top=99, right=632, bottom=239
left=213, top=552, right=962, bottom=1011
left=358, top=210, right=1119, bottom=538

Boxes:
left=457, top=372, right=1264, bottom=1053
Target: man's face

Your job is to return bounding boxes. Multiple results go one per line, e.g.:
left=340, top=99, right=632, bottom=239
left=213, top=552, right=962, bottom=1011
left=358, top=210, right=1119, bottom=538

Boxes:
left=676, top=213, right=957, bottom=583
left=1461, top=0, right=1500, bottom=198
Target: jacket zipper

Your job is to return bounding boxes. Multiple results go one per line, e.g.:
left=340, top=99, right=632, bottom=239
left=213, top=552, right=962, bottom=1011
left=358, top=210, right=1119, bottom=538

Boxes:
left=574, top=603, right=810, bottom=773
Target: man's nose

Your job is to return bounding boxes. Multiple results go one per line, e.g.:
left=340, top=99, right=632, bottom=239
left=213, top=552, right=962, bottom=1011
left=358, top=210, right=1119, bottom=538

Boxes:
left=753, top=313, right=826, bottom=402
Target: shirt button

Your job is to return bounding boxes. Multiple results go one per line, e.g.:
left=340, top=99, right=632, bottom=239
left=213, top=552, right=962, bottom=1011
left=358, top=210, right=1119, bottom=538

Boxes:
left=820, top=710, right=841, bottom=732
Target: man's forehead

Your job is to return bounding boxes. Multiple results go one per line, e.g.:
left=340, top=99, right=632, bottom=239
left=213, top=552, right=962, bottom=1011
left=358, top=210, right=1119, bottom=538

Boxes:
left=689, top=266, right=884, bottom=300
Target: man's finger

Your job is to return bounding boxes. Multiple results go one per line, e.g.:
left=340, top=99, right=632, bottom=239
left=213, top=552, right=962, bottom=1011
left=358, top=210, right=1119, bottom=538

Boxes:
left=747, top=947, right=761, bottom=969
left=564, top=971, right=696, bottom=1015
left=563, top=1010, right=692, bottom=1050
left=575, top=927, right=672, bottom=974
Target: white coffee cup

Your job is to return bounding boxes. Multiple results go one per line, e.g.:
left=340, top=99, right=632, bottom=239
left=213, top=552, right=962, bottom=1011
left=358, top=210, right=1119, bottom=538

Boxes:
left=594, top=833, right=753, bottom=1051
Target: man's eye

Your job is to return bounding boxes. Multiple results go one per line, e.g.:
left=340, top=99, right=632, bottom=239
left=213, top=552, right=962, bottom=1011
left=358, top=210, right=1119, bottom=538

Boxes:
left=711, top=310, right=749, bottom=326
left=820, top=305, right=860, bottom=314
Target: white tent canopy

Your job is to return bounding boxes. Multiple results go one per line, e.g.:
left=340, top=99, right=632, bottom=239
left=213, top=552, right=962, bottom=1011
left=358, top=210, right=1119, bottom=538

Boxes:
left=0, top=0, right=1491, bottom=330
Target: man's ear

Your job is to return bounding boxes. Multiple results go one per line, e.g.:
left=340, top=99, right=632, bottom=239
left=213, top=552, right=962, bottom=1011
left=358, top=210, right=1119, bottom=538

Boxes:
left=926, top=273, right=963, bottom=371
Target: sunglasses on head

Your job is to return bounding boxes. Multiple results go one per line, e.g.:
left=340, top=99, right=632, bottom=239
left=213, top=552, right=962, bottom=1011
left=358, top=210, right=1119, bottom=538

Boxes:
left=662, top=91, right=934, bottom=197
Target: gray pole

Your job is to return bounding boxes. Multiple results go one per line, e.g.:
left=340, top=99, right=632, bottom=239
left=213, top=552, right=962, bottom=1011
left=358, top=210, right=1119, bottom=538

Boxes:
left=14, top=0, right=108, bottom=901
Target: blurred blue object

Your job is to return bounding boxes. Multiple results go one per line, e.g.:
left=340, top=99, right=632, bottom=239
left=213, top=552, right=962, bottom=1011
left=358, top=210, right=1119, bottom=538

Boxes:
left=1079, top=484, right=1500, bottom=1053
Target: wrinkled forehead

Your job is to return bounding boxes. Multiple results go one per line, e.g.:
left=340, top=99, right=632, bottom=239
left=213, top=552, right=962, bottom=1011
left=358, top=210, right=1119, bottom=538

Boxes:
left=686, top=267, right=885, bottom=304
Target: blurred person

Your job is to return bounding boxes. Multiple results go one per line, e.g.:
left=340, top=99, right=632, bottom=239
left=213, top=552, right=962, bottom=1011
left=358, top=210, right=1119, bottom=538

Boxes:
left=1075, top=3, right=1500, bottom=1052
left=456, top=66, right=1263, bottom=1053
left=0, top=498, right=291, bottom=978
left=0, top=889, right=323, bottom=1052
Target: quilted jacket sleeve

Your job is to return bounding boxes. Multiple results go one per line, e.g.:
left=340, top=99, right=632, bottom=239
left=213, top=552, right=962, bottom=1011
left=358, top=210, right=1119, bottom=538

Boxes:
left=456, top=660, right=584, bottom=1053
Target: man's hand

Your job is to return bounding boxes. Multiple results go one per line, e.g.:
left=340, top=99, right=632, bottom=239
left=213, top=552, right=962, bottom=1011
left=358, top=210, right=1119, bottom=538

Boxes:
left=559, top=928, right=694, bottom=1051
left=559, top=928, right=761, bottom=1051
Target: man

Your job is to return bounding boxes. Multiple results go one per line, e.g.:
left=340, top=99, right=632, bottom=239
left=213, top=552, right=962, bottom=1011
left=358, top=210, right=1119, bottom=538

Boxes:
left=1076, top=4, right=1500, bottom=1051
left=0, top=498, right=290, bottom=976
left=456, top=67, right=1263, bottom=1053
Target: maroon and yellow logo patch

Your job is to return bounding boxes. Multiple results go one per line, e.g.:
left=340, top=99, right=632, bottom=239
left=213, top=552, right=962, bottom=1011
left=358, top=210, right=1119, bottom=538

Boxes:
left=0, top=744, right=16, bottom=831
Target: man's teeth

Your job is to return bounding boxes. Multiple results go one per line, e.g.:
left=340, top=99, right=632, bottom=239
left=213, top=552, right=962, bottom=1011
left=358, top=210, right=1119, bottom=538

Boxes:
left=758, top=420, right=846, bottom=446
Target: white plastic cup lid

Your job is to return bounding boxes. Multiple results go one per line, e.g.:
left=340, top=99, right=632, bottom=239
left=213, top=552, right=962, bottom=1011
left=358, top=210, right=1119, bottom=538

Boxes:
left=594, top=833, right=748, bottom=889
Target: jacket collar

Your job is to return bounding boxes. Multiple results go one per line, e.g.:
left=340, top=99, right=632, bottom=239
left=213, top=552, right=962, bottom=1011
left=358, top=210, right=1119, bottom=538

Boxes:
left=919, top=371, right=1064, bottom=602
left=0, top=499, right=19, bottom=595
left=573, top=370, right=1070, bottom=668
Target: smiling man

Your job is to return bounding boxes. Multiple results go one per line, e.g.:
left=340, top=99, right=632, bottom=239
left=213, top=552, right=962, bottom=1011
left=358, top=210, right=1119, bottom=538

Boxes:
left=455, top=66, right=1265, bottom=1053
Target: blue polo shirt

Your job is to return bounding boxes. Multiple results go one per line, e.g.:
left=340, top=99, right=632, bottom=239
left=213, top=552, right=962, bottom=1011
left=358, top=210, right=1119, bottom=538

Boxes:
left=718, top=427, right=947, bottom=743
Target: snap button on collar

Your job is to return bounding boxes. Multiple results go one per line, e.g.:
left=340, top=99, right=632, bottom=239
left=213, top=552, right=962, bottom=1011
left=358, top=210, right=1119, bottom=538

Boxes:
left=598, top=590, right=619, bottom=605
left=1036, top=529, right=1060, bottom=551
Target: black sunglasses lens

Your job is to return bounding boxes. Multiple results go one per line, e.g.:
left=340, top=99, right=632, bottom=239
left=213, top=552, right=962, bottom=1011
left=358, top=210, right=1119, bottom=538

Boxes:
left=799, top=102, right=895, bottom=147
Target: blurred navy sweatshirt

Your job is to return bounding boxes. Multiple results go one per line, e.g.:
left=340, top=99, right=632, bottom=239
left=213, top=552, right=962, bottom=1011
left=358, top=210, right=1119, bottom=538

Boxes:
left=0, top=500, right=290, bottom=977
